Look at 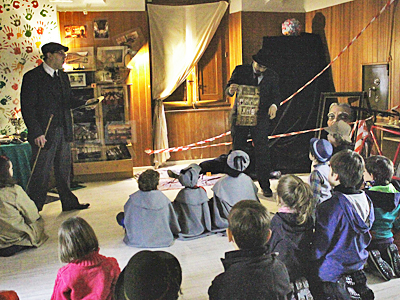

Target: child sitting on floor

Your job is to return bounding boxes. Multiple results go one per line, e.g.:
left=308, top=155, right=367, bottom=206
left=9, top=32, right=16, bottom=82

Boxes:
left=0, top=155, right=48, bottom=257
left=268, top=174, right=314, bottom=299
left=114, top=250, right=182, bottom=300
left=209, top=150, right=259, bottom=230
left=116, top=169, right=181, bottom=248
left=173, top=163, right=212, bottom=239
left=311, top=150, right=374, bottom=300
left=51, top=216, right=120, bottom=300
left=308, top=138, right=333, bottom=206
left=363, top=155, right=400, bottom=281
left=208, top=200, right=291, bottom=299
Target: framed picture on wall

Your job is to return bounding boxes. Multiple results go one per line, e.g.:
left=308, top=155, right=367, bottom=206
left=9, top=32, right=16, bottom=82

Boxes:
left=68, top=73, right=87, bottom=87
left=65, top=47, right=95, bottom=69
left=94, top=19, right=109, bottom=39
left=64, top=25, right=87, bottom=38
left=97, top=46, right=127, bottom=68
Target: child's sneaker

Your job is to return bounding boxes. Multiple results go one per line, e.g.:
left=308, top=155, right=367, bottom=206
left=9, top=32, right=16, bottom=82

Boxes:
left=386, top=243, right=400, bottom=277
left=368, top=250, right=395, bottom=281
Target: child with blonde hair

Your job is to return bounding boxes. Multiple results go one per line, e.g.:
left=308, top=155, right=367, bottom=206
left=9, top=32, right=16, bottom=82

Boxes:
left=267, top=174, right=314, bottom=299
left=51, top=216, right=120, bottom=300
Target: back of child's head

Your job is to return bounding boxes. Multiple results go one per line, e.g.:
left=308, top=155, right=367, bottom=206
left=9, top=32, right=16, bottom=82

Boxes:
left=309, top=138, right=333, bottom=163
left=365, top=155, right=394, bottom=186
left=224, top=150, right=250, bottom=177
left=0, top=155, right=16, bottom=188
left=178, top=163, right=201, bottom=188
left=325, top=120, right=352, bottom=145
left=138, top=169, right=160, bottom=191
left=114, top=250, right=182, bottom=300
left=228, top=200, right=271, bottom=250
left=58, top=216, right=99, bottom=263
left=277, top=174, right=314, bottom=225
left=330, top=149, right=364, bottom=188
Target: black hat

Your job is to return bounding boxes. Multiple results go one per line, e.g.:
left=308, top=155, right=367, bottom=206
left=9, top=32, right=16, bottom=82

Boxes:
left=115, top=250, right=182, bottom=300
left=252, top=49, right=269, bottom=67
left=41, top=42, right=69, bottom=55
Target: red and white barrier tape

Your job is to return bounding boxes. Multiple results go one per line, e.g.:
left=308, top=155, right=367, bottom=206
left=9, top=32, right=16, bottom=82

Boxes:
left=280, top=0, right=396, bottom=107
left=145, top=131, right=231, bottom=155
left=145, top=121, right=363, bottom=155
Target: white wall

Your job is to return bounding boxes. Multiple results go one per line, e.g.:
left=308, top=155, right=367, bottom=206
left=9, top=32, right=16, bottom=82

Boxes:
left=304, top=0, right=353, bottom=12
left=229, top=0, right=353, bottom=13
left=0, top=0, right=60, bottom=134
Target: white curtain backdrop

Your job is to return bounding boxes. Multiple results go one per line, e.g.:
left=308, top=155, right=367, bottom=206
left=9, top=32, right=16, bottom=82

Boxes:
left=148, top=1, right=228, bottom=167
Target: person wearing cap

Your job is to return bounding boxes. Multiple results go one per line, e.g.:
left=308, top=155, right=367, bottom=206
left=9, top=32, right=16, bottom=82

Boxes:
left=226, top=49, right=280, bottom=197
left=324, top=120, right=354, bottom=156
left=308, top=138, right=333, bottom=206
left=20, top=42, right=90, bottom=212
left=117, top=169, right=181, bottom=248
left=209, top=150, right=259, bottom=230
left=114, top=250, right=182, bottom=300
left=172, top=163, right=212, bottom=239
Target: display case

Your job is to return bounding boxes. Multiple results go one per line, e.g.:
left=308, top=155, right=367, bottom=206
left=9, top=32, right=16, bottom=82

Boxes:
left=68, top=70, right=134, bottom=181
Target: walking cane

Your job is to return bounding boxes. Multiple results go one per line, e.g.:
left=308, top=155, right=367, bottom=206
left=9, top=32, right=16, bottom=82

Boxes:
left=26, top=114, right=54, bottom=192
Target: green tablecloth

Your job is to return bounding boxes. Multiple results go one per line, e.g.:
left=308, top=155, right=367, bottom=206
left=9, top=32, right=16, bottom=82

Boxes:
left=0, top=142, right=32, bottom=190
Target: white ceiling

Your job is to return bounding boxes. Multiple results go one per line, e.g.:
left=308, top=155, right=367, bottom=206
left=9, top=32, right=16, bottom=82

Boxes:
left=54, top=0, right=353, bottom=13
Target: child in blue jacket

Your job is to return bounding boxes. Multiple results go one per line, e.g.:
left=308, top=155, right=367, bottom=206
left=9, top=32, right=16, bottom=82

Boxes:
left=311, top=150, right=374, bottom=300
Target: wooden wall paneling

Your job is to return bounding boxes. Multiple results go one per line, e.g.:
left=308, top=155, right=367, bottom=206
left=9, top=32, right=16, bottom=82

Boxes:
left=127, top=44, right=153, bottom=167
left=166, top=109, right=231, bottom=161
left=228, top=12, right=242, bottom=78
left=305, top=0, right=398, bottom=107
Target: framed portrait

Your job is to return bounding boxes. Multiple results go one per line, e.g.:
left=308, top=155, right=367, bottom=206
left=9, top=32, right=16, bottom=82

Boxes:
left=97, top=46, right=127, bottom=68
left=68, top=73, right=87, bottom=87
left=95, top=70, right=114, bottom=84
left=65, top=47, right=95, bottom=69
left=94, top=19, right=109, bottom=39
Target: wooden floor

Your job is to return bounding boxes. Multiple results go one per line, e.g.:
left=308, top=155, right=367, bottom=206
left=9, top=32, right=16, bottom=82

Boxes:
left=1, top=161, right=400, bottom=299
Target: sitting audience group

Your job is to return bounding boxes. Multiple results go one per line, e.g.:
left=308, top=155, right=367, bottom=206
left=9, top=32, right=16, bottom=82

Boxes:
left=3, top=141, right=400, bottom=299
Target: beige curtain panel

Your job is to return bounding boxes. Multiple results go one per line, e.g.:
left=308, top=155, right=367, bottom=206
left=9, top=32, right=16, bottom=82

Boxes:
left=148, top=1, right=228, bottom=167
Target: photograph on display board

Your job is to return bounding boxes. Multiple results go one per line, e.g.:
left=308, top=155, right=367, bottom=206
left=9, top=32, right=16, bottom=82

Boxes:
left=65, top=47, right=95, bottom=69
left=94, top=19, right=109, bottom=39
left=64, top=25, right=87, bottom=38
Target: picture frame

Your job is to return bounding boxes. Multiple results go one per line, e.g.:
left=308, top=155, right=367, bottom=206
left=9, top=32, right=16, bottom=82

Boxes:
left=65, top=47, right=95, bottom=70
left=98, top=85, right=130, bottom=144
left=64, top=25, right=87, bottom=38
left=97, top=46, right=127, bottom=68
left=94, top=19, right=109, bottom=39
left=68, top=73, right=87, bottom=87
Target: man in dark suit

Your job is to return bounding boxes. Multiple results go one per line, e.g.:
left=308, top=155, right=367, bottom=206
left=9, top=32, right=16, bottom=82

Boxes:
left=226, top=49, right=280, bottom=197
left=21, top=42, right=90, bottom=212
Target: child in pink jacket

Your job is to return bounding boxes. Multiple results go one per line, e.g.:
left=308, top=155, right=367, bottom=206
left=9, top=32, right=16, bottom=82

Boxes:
left=51, top=216, right=120, bottom=300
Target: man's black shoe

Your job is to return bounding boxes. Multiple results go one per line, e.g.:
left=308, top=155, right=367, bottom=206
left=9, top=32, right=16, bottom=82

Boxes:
left=63, top=203, right=90, bottom=212
left=262, top=188, right=273, bottom=197
left=167, top=170, right=180, bottom=179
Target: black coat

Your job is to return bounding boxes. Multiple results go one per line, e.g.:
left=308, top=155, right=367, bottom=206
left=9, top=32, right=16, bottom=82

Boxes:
left=208, top=246, right=292, bottom=300
left=21, top=64, right=82, bottom=146
left=267, top=212, right=314, bottom=282
left=226, top=64, right=280, bottom=118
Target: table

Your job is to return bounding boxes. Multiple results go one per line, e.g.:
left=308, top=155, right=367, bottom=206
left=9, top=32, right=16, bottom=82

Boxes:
left=0, top=142, right=32, bottom=190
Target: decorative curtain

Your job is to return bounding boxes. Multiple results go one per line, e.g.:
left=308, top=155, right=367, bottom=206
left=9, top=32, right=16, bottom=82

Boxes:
left=148, top=1, right=228, bottom=167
